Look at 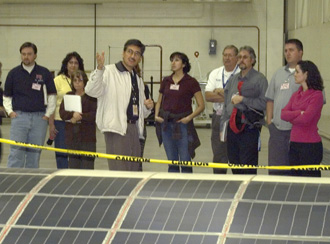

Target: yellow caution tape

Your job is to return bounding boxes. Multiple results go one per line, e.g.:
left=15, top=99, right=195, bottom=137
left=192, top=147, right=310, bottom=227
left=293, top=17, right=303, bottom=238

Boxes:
left=0, top=138, right=328, bottom=171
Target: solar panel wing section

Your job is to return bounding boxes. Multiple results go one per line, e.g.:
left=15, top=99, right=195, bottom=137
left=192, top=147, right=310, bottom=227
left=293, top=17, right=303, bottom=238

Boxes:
left=2, top=175, right=140, bottom=244
left=1, top=228, right=107, bottom=244
left=114, top=179, right=241, bottom=243
left=228, top=181, right=330, bottom=243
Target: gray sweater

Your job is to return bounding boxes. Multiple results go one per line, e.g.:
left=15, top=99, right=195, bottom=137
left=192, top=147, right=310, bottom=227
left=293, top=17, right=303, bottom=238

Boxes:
left=220, top=68, right=268, bottom=132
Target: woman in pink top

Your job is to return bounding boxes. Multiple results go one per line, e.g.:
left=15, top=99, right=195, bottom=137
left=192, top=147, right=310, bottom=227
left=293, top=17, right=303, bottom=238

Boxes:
left=281, top=60, right=324, bottom=177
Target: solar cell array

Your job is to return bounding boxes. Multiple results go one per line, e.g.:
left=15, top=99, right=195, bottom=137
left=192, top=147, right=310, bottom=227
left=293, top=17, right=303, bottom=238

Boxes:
left=0, top=168, right=330, bottom=244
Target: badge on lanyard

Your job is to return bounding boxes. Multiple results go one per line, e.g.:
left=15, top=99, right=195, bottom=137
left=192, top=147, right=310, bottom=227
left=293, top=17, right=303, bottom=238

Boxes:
left=32, top=83, right=41, bottom=91
left=133, top=104, right=138, bottom=116
left=280, top=81, right=290, bottom=90
left=170, top=84, right=180, bottom=90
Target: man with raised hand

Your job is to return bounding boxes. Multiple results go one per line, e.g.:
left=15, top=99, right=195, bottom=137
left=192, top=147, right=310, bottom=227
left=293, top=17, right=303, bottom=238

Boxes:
left=85, top=39, right=154, bottom=171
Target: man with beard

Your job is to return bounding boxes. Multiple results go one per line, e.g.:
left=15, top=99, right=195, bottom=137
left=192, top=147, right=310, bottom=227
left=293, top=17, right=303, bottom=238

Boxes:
left=220, top=46, right=268, bottom=174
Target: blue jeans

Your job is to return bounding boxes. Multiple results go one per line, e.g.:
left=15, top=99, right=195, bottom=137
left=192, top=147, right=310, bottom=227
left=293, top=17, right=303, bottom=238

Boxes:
left=161, top=122, right=192, bottom=173
left=54, top=120, right=68, bottom=168
left=8, top=111, right=48, bottom=168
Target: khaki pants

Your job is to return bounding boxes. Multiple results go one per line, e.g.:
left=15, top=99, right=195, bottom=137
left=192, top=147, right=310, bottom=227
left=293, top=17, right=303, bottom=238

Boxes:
left=104, top=123, right=142, bottom=171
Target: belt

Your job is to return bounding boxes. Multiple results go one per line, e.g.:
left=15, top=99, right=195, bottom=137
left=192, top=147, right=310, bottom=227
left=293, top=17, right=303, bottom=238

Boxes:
left=127, top=120, right=137, bottom=124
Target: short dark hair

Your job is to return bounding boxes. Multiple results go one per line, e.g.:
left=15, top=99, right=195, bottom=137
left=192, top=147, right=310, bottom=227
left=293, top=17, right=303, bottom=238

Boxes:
left=20, top=42, right=37, bottom=54
left=70, top=70, right=88, bottom=93
left=223, top=45, right=239, bottom=56
left=58, top=52, right=85, bottom=77
left=297, top=60, right=324, bottom=90
left=239, top=46, right=256, bottom=66
left=285, top=39, right=303, bottom=51
left=170, top=52, right=191, bottom=73
left=124, top=39, right=145, bottom=56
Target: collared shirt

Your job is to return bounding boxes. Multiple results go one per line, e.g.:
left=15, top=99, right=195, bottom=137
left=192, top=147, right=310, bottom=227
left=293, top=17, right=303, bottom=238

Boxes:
left=205, top=65, right=240, bottom=111
left=160, top=73, right=201, bottom=114
left=115, top=62, right=139, bottom=121
left=4, top=63, right=57, bottom=112
left=54, top=74, right=72, bottom=120
left=220, top=68, right=268, bottom=132
left=265, top=65, right=300, bottom=131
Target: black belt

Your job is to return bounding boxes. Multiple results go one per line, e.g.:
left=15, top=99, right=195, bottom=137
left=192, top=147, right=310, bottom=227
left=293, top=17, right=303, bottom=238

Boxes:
left=127, top=120, right=137, bottom=124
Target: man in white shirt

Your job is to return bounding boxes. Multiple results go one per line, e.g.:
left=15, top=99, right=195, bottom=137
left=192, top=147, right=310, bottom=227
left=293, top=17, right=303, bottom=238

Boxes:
left=205, top=45, right=240, bottom=174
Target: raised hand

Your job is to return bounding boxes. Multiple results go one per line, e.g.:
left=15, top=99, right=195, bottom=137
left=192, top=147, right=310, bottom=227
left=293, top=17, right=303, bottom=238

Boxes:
left=96, top=52, right=105, bottom=70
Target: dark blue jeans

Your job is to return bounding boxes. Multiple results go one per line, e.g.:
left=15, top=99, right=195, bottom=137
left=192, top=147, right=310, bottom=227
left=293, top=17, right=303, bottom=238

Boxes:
left=54, top=120, right=68, bottom=168
left=161, top=122, right=192, bottom=173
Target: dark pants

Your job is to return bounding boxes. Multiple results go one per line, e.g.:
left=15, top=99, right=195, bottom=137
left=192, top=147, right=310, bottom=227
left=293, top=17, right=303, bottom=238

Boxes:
left=211, top=112, right=227, bottom=174
left=139, top=124, right=147, bottom=157
left=68, top=142, right=96, bottom=169
left=268, top=123, right=291, bottom=175
left=289, top=141, right=322, bottom=177
left=68, top=125, right=96, bottom=169
left=227, top=126, right=259, bottom=174
left=54, top=120, right=68, bottom=169
left=0, top=129, right=2, bottom=163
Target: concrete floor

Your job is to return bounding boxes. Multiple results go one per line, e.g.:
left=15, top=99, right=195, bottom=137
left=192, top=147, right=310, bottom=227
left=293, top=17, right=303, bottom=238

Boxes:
left=1, top=118, right=330, bottom=176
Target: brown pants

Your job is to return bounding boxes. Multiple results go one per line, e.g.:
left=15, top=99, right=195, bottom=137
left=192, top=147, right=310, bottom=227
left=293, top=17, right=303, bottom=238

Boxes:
left=104, top=123, right=142, bottom=171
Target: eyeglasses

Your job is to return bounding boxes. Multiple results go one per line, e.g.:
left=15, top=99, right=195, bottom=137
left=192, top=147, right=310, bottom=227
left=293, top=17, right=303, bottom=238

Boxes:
left=126, top=49, right=142, bottom=57
left=73, top=77, right=84, bottom=82
left=238, top=55, right=250, bottom=60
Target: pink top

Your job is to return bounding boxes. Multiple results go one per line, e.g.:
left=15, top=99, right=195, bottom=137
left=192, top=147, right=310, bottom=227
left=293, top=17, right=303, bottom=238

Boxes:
left=281, top=87, right=323, bottom=143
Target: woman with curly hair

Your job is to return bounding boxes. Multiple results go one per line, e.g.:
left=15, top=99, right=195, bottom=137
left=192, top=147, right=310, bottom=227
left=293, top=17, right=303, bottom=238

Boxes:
left=49, top=52, right=85, bottom=168
left=281, top=60, right=325, bottom=177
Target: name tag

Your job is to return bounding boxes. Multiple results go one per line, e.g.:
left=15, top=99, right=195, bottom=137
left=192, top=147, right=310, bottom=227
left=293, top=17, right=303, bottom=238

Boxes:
left=32, top=83, right=42, bottom=91
left=170, top=84, right=180, bottom=90
left=133, top=104, right=138, bottom=116
left=280, top=83, right=290, bottom=90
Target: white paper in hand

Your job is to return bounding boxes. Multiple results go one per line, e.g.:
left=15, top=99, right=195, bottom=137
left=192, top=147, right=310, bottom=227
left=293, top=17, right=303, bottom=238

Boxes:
left=220, top=119, right=229, bottom=142
left=63, top=95, right=82, bottom=113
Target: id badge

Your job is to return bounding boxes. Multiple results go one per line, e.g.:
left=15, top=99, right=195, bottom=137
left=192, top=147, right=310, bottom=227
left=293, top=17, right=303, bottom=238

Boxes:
left=133, top=104, right=138, bottom=116
left=280, top=83, right=289, bottom=90
left=216, top=104, right=224, bottom=116
left=32, top=83, right=41, bottom=91
left=170, top=84, right=180, bottom=90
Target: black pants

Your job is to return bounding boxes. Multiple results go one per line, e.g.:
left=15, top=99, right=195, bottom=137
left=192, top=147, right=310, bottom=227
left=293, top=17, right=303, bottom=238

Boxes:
left=227, top=126, right=259, bottom=174
left=289, top=141, right=322, bottom=177
left=211, top=112, right=227, bottom=174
